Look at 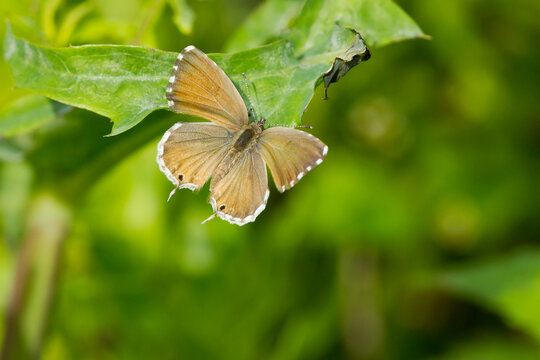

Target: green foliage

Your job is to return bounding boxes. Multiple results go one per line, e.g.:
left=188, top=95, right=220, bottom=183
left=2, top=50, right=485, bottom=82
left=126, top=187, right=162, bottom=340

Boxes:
left=0, top=0, right=539, bottom=359
left=4, top=0, right=425, bottom=135
left=225, top=0, right=305, bottom=52
left=0, top=95, right=55, bottom=137
left=168, top=0, right=195, bottom=35
left=4, top=27, right=174, bottom=135
left=433, top=336, right=540, bottom=360
left=440, top=250, right=540, bottom=342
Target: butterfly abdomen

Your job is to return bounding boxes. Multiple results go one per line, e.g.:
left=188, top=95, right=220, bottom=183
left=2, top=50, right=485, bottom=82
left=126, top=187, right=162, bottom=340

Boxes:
left=212, top=150, right=240, bottom=188
left=210, top=127, right=259, bottom=188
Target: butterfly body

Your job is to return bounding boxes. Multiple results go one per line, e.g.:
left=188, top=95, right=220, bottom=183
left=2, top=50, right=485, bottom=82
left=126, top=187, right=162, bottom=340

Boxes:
left=158, top=45, right=328, bottom=225
left=233, top=123, right=262, bottom=151
left=210, top=122, right=262, bottom=186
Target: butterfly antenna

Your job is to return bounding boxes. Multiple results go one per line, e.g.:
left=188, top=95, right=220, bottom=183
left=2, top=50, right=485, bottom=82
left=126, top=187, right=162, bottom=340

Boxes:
left=265, top=123, right=313, bottom=129
left=242, top=73, right=258, bottom=120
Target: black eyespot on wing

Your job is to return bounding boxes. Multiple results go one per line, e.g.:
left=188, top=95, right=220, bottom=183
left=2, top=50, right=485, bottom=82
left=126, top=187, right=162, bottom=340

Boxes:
left=178, top=174, right=184, bottom=181
left=219, top=204, right=226, bottom=211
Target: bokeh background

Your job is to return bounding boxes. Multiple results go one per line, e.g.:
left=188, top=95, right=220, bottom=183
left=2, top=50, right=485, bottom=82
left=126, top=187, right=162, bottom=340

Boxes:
left=1, top=0, right=539, bottom=359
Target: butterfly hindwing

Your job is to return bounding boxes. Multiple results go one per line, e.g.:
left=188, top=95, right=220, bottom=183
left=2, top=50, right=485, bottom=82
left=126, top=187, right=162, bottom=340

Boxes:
left=209, top=148, right=269, bottom=225
left=166, top=45, right=249, bottom=130
left=157, top=122, right=235, bottom=192
left=258, top=127, right=328, bottom=192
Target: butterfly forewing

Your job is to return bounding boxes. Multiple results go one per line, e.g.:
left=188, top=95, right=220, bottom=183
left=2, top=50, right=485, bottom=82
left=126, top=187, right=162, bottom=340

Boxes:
left=157, top=122, right=234, bottom=191
left=166, top=46, right=248, bottom=130
left=259, top=127, right=328, bottom=192
left=209, top=149, right=269, bottom=225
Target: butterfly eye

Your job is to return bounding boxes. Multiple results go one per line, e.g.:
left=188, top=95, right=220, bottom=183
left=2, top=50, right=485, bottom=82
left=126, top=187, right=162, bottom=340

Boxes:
left=219, top=205, right=226, bottom=211
left=178, top=174, right=184, bottom=181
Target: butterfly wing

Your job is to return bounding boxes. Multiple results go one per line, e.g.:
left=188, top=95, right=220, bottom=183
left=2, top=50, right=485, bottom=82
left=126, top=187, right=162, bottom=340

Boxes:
left=209, top=149, right=269, bottom=226
left=157, top=122, right=235, bottom=192
left=258, top=127, right=328, bottom=192
left=166, top=46, right=248, bottom=130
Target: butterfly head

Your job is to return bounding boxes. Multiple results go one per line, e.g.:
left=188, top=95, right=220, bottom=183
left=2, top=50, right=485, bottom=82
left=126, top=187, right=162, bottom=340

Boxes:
left=255, top=117, right=266, bottom=132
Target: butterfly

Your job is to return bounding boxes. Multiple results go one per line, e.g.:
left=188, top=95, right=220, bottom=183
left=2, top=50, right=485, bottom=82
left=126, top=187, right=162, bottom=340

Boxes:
left=157, top=45, right=328, bottom=225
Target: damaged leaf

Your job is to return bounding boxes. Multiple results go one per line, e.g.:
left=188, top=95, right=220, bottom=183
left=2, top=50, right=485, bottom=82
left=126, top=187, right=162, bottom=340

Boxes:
left=322, top=30, right=371, bottom=100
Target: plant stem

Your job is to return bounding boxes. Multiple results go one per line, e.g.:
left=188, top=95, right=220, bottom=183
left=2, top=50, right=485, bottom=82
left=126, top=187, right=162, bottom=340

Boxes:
left=1, top=194, right=71, bottom=359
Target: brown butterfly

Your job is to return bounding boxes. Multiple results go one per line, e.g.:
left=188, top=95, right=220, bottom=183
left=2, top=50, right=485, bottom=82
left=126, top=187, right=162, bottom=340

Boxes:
left=157, top=45, right=328, bottom=225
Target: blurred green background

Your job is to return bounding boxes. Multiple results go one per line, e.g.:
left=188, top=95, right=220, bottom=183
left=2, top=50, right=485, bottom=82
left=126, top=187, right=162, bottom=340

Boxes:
left=1, top=0, right=539, bottom=359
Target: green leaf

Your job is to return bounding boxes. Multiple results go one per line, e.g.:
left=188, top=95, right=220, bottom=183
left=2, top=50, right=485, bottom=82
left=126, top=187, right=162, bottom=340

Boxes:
left=71, top=18, right=137, bottom=44
left=41, top=0, right=63, bottom=43
left=225, top=0, right=305, bottom=52
left=4, top=0, right=426, bottom=135
left=55, top=2, right=94, bottom=46
left=167, top=0, right=195, bottom=35
left=0, top=138, right=25, bottom=162
left=289, top=0, right=428, bottom=52
left=4, top=24, right=173, bottom=135
left=0, top=94, right=56, bottom=137
left=434, top=335, right=540, bottom=360
left=440, top=249, right=540, bottom=342
left=228, top=0, right=427, bottom=52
